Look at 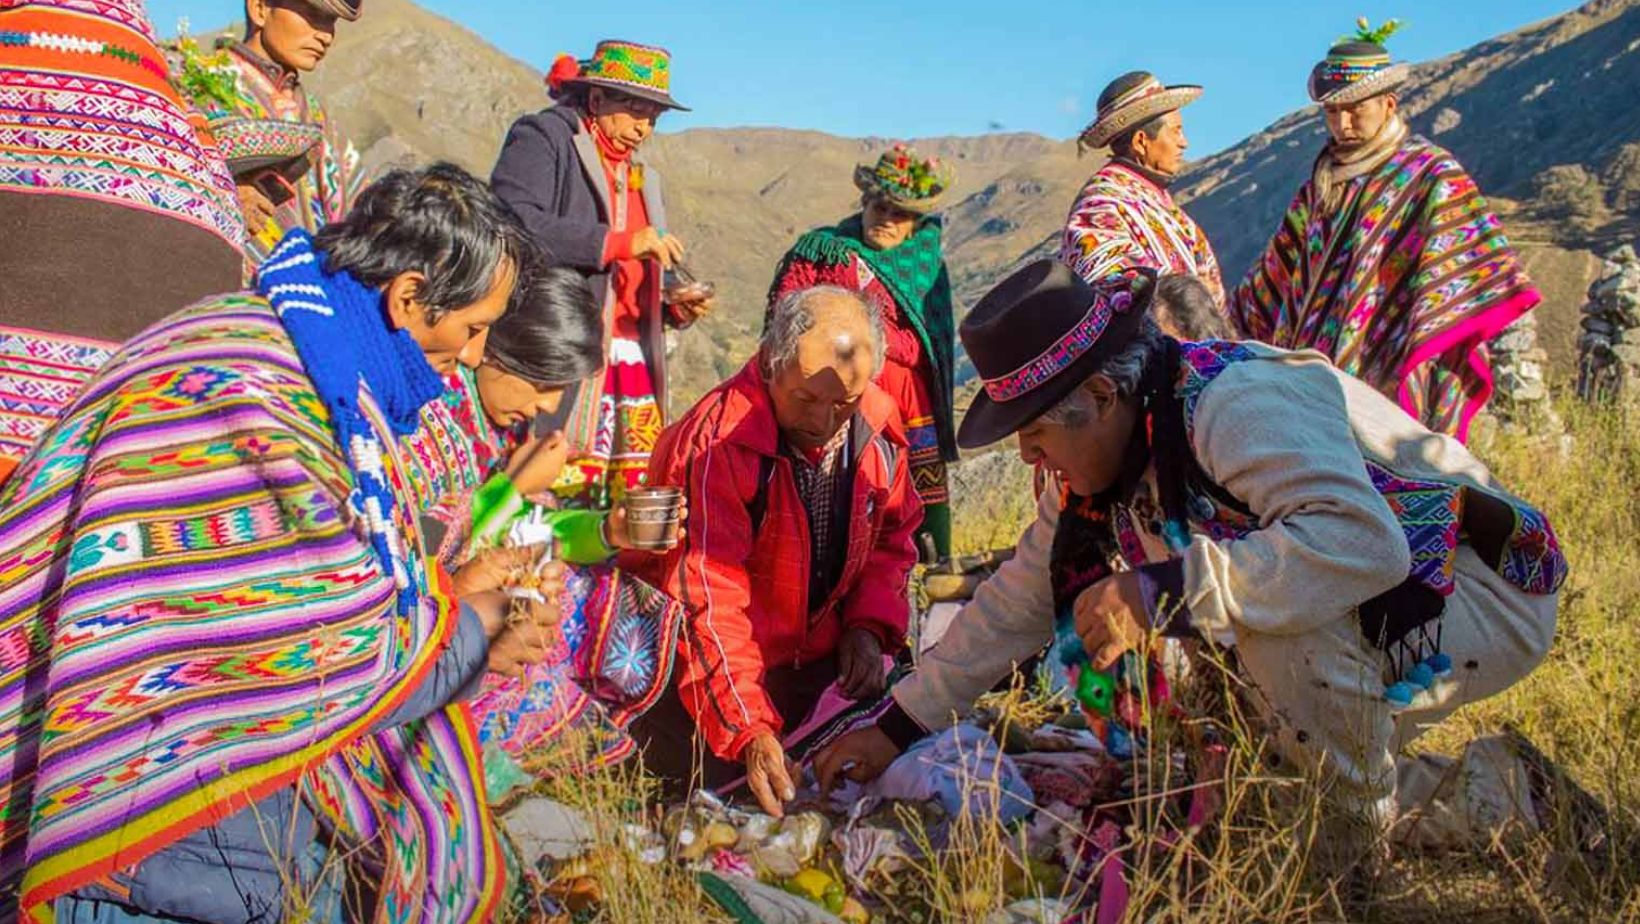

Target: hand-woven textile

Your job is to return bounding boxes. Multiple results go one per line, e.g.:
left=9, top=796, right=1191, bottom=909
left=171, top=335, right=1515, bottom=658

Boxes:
left=0, top=0, right=243, bottom=247
left=0, top=324, right=114, bottom=482
left=173, top=42, right=362, bottom=265
left=1230, top=135, right=1541, bottom=439
left=1059, top=160, right=1227, bottom=310
left=0, top=296, right=500, bottom=923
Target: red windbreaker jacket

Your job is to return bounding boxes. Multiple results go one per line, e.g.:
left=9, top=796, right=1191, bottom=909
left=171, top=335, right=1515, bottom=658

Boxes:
left=634, top=359, right=922, bottom=761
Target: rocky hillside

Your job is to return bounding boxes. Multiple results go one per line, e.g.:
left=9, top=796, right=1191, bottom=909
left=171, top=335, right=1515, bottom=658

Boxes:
left=288, top=0, right=1638, bottom=553
left=1177, top=0, right=1640, bottom=366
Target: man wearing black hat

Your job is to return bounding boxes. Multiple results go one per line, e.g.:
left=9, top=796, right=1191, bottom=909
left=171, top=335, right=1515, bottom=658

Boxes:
left=1230, top=19, right=1541, bottom=441
left=817, top=259, right=1563, bottom=850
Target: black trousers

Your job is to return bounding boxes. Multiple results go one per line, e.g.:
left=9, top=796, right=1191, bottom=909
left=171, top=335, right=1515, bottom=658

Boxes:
left=629, top=655, right=839, bottom=801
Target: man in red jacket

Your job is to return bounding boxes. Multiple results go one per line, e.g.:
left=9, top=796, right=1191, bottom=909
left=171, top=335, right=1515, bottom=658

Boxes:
left=630, top=285, right=923, bottom=816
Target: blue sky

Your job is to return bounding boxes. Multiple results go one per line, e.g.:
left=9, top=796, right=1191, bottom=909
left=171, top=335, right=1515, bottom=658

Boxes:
left=146, top=0, right=1578, bottom=156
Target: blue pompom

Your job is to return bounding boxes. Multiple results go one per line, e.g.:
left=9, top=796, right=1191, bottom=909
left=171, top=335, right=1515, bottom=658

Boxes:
left=1406, top=662, right=1436, bottom=689
left=1384, top=682, right=1416, bottom=708
left=1427, top=653, right=1453, bottom=677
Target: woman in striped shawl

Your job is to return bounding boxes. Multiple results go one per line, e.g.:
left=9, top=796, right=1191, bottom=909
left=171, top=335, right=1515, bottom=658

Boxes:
left=0, top=164, right=558, bottom=924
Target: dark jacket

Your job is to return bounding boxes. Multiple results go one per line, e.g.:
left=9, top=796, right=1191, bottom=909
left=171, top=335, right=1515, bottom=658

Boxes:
left=490, top=105, right=676, bottom=412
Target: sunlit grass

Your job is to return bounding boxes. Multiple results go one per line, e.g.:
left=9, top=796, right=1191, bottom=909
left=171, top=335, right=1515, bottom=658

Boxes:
left=478, top=401, right=1638, bottom=922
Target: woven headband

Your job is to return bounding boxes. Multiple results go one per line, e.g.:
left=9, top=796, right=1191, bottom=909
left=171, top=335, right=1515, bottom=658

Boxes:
left=981, top=287, right=1136, bottom=403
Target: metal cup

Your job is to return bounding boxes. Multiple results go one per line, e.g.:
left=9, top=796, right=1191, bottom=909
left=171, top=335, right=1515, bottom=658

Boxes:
left=622, top=486, right=683, bottom=550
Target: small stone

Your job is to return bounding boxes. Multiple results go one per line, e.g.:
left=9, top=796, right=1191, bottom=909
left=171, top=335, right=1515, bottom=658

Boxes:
left=1492, top=328, right=1536, bottom=352
left=504, top=798, right=595, bottom=866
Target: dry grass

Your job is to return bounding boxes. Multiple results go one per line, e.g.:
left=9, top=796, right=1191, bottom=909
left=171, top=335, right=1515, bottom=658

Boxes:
left=496, top=400, right=1639, bottom=923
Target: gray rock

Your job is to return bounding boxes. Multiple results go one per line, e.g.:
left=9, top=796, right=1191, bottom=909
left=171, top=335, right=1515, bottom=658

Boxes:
left=502, top=797, right=596, bottom=866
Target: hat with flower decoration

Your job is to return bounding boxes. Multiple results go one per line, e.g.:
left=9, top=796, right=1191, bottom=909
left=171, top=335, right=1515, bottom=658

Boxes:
left=545, top=39, right=688, bottom=111
left=853, top=143, right=956, bottom=214
left=1310, top=17, right=1409, bottom=104
left=1078, top=71, right=1202, bottom=151
left=957, top=260, right=1159, bottom=449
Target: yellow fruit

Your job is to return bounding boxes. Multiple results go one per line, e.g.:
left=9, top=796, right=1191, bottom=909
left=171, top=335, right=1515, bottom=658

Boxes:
left=784, top=867, right=837, bottom=904
left=839, top=897, right=871, bottom=923
left=704, top=822, right=739, bottom=850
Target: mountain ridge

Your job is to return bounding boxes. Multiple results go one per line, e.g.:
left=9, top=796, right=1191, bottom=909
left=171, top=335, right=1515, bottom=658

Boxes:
left=302, top=0, right=1639, bottom=405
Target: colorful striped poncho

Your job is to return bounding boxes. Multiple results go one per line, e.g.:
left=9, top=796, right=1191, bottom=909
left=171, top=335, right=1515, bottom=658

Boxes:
left=1059, top=159, right=1227, bottom=309
left=401, top=370, right=682, bottom=787
left=1229, top=134, right=1540, bottom=439
left=0, top=297, right=502, bottom=923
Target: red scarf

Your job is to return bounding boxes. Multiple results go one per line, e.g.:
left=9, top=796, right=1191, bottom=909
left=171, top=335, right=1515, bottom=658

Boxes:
left=585, top=117, right=648, bottom=336
left=587, top=118, right=634, bottom=165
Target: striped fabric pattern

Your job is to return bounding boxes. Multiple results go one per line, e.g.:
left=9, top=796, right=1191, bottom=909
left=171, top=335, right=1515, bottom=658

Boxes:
left=0, top=296, right=500, bottom=923
left=1060, top=160, right=1227, bottom=309
left=1230, top=135, right=1541, bottom=440
left=0, top=325, right=114, bottom=477
left=0, top=0, right=244, bottom=247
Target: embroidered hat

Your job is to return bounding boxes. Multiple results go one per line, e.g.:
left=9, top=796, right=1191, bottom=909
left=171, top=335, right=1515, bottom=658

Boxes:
left=546, top=39, right=689, bottom=111
left=853, top=143, right=956, bottom=214
left=210, top=116, right=324, bottom=176
left=0, top=0, right=244, bottom=248
left=957, top=260, right=1158, bottom=449
left=1310, top=17, right=1409, bottom=104
left=1078, top=71, right=1202, bottom=151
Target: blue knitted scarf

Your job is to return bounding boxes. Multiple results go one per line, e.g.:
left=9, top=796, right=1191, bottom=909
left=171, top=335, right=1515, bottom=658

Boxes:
left=257, top=230, right=447, bottom=615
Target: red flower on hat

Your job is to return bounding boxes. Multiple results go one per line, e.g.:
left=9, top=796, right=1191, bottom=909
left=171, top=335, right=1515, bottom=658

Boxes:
left=546, top=54, right=581, bottom=92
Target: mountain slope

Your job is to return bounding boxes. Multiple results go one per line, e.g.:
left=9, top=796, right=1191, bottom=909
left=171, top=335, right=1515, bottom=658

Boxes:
left=1178, top=0, right=1640, bottom=281
left=302, top=0, right=1637, bottom=401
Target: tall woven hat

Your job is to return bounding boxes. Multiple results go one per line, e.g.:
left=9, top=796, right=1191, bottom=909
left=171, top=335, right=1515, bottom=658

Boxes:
left=1078, top=71, right=1202, bottom=150
left=0, top=0, right=244, bottom=248
left=546, top=39, right=688, bottom=111
left=853, top=143, right=956, bottom=214
left=1309, top=17, right=1410, bottom=104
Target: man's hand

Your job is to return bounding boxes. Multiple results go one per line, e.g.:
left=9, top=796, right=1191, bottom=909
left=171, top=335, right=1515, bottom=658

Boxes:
left=813, top=726, right=901, bottom=793
left=451, top=545, right=553, bottom=600
left=835, top=626, right=886, bottom=700
left=236, top=182, right=276, bottom=228
left=630, top=226, right=685, bottom=269
left=743, top=732, right=798, bottom=818
left=1072, top=571, right=1149, bottom=670
left=487, top=592, right=562, bottom=677
left=505, top=430, right=570, bottom=498
left=668, top=297, right=713, bottom=325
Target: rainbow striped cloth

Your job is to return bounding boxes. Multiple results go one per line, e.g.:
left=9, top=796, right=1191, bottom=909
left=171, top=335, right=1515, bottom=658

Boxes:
left=0, top=325, right=115, bottom=482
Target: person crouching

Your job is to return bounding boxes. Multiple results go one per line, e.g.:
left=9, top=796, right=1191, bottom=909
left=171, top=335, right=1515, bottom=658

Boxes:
left=629, top=285, right=923, bottom=817
left=818, top=260, right=1564, bottom=866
